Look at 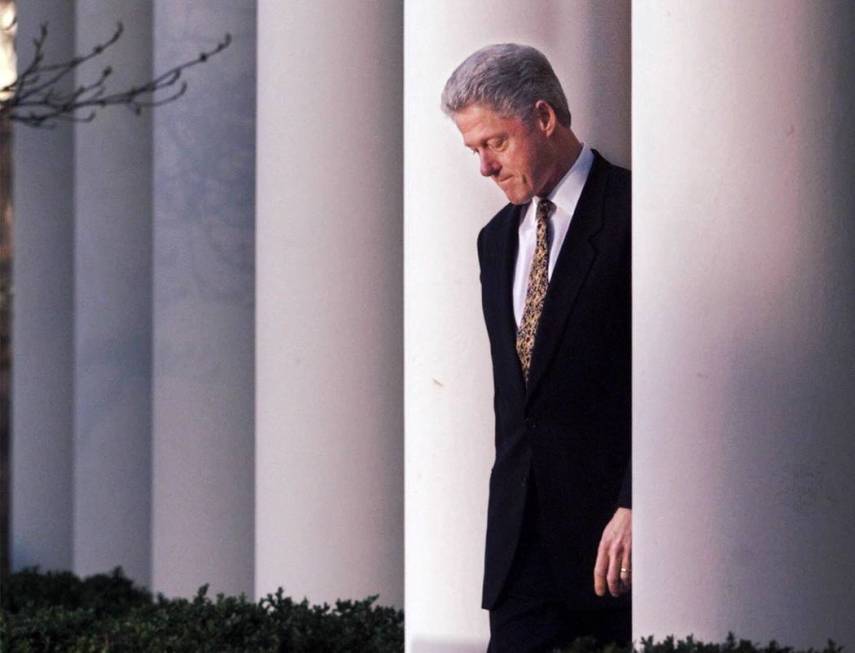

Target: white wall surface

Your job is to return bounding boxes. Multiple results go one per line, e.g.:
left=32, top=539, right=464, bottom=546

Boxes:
left=404, top=2, right=630, bottom=650
left=255, top=0, right=404, bottom=608
left=633, top=1, right=855, bottom=648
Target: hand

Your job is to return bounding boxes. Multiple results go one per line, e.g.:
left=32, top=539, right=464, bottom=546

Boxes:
left=593, top=507, right=631, bottom=597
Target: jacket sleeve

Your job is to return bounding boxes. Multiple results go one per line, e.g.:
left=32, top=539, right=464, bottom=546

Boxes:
left=617, top=456, right=631, bottom=509
left=476, top=227, right=486, bottom=282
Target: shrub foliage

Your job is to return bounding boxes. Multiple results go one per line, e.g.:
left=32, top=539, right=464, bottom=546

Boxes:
left=1, top=568, right=844, bottom=653
left=556, top=632, right=844, bottom=653
left=0, top=566, right=403, bottom=652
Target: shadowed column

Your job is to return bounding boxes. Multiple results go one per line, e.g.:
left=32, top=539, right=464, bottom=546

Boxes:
left=151, top=1, right=256, bottom=599
left=73, top=0, right=153, bottom=584
left=11, top=0, right=76, bottom=573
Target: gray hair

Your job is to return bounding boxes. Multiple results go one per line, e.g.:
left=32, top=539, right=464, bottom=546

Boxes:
left=441, top=43, right=571, bottom=127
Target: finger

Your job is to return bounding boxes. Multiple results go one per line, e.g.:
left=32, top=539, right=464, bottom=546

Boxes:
left=606, top=544, right=623, bottom=597
left=621, top=534, right=632, bottom=592
left=619, top=550, right=631, bottom=594
left=593, top=544, right=609, bottom=597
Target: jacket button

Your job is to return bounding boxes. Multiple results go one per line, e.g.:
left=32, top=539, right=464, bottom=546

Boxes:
left=526, top=417, right=537, bottom=430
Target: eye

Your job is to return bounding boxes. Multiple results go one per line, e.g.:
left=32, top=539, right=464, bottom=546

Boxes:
left=488, top=138, right=507, bottom=151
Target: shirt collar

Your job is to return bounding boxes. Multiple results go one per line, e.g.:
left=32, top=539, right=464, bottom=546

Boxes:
left=536, top=143, right=593, bottom=217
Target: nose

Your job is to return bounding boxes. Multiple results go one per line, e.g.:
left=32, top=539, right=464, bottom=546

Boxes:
left=479, top=151, right=500, bottom=178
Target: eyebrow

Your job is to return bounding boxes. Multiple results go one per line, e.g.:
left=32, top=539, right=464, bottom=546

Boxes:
left=463, top=133, right=505, bottom=149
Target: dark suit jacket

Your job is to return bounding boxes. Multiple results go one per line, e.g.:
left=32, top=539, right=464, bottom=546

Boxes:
left=476, top=150, right=631, bottom=611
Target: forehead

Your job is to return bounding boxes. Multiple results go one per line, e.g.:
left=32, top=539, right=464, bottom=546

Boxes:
left=453, top=104, right=523, bottom=146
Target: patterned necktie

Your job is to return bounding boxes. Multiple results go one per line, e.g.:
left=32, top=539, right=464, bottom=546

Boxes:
left=516, top=198, right=554, bottom=383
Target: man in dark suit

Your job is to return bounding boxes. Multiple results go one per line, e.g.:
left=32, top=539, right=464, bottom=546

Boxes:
left=442, top=44, right=632, bottom=652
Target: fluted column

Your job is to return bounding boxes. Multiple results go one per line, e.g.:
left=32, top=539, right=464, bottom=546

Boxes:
left=404, top=2, right=630, bottom=649
left=255, top=0, right=404, bottom=607
left=633, top=2, right=855, bottom=648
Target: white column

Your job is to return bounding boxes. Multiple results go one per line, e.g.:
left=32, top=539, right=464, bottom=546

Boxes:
left=255, top=1, right=404, bottom=606
left=634, top=1, right=855, bottom=648
left=73, top=0, right=153, bottom=583
left=151, top=2, right=256, bottom=599
left=404, top=2, right=630, bottom=649
left=11, top=0, right=75, bottom=571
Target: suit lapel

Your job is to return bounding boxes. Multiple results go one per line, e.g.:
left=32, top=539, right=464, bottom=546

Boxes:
left=493, top=203, right=527, bottom=395
left=524, top=151, right=609, bottom=402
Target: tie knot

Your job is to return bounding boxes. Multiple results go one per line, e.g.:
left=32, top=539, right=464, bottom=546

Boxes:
left=536, top=198, right=554, bottom=222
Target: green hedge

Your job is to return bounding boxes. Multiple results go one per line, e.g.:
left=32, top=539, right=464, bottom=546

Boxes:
left=1, top=566, right=403, bottom=652
left=558, top=633, right=843, bottom=653
left=1, top=568, right=844, bottom=653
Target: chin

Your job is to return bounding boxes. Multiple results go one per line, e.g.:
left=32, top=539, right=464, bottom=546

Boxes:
left=498, top=179, right=534, bottom=205
left=506, top=191, right=534, bottom=205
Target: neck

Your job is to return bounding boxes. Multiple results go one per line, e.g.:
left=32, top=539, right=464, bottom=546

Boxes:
left=538, top=128, right=582, bottom=198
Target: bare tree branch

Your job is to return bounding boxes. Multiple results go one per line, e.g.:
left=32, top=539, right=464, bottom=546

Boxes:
left=1, top=20, right=231, bottom=128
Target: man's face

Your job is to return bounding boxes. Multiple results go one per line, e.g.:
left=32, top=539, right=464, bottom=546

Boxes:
left=453, top=103, right=553, bottom=205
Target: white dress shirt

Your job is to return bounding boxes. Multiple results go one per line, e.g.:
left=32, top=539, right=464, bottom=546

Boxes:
left=513, top=143, right=594, bottom=327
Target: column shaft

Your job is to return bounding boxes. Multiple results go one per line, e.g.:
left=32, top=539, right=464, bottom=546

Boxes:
left=151, top=1, right=257, bottom=599
left=72, top=0, right=153, bottom=583
left=11, top=0, right=75, bottom=571
left=255, top=0, right=404, bottom=607
left=634, top=1, right=855, bottom=647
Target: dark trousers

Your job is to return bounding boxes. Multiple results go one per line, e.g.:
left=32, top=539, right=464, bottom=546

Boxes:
left=487, top=475, right=631, bottom=653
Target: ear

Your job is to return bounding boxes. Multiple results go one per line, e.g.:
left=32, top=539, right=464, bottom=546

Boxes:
left=533, top=100, right=557, bottom=137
